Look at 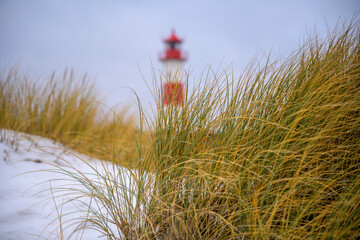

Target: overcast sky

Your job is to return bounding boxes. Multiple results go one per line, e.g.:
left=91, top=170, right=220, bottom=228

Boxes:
left=0, top=0, right=359, bottom=114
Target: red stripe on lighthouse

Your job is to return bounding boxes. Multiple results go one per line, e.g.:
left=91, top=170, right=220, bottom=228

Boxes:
left=163, top=82, right=184, bottom=105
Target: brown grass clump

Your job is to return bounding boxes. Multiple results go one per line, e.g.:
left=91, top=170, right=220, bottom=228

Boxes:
left=142, top=21, right=360, bottom=239
left=0, top=69, right=141, bottom=166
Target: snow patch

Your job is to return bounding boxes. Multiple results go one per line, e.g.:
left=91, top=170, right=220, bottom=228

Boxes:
left=0, top=129, right=136, bottom=239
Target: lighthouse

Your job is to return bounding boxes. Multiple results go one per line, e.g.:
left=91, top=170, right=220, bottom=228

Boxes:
left=160, top=30, right=187, bottom=105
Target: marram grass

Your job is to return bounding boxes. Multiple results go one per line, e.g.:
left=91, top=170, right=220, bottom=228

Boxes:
left=145, top=22, right=360, bottom=239
left=0, top=68, right=141, bottom=167
left=14, top=21, right=360, bottom=239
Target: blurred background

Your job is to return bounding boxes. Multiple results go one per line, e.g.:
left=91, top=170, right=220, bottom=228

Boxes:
left=0, top=0, right=358, bottom=114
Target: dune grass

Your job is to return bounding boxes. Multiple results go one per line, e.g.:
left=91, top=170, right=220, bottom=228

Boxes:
left=141, top=21, right=359, bottom=239
left=3, top=20, right=359, bottom=239
left=0, top=68, right=141, bottom=167
left=50, top=21, right=360, bottom=239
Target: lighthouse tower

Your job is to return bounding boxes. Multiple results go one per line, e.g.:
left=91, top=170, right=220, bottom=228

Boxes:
left=160, top=30, right=187, bottom=105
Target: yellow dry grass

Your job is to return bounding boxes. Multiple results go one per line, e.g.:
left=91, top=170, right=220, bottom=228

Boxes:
left=0, top=68, right=141, bottom=167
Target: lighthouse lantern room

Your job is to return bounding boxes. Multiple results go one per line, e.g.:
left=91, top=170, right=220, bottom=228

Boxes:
left=160, top=30, right=187, bottom=105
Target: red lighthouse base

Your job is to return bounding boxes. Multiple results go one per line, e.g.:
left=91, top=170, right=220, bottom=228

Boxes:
left=163, top=82, right=184, bottom=105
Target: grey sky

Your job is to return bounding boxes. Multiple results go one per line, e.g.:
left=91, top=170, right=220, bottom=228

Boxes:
left=0, top=0, right=359, bottom=113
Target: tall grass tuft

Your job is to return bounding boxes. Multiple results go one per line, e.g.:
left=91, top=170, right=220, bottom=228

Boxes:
left=142, top=21, right=360, bottom=239
left=0, top=69, right=140, bottom=166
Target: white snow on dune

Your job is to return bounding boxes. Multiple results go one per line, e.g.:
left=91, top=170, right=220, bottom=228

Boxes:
left=0, top=129, right=135, bottom=240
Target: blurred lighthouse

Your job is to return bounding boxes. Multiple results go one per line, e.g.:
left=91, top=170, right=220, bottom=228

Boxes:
left=159, top=30, right=187, bottom=105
